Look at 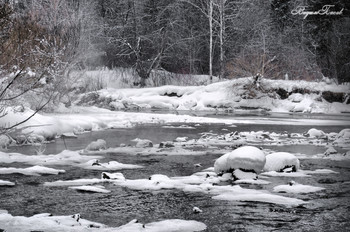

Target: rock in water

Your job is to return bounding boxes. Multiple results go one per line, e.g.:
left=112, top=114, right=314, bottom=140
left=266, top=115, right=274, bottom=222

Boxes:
left=214, top=146, right=266, bottom=175
left=264, top=152, right=300, bottom=172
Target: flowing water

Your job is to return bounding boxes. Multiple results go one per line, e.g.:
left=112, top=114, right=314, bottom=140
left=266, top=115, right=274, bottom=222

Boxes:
left=1, top=112, right=350, bottom=231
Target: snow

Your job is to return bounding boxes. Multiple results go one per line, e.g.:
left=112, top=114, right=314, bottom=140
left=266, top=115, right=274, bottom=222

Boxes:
left=0, top=165, right=65, bottom=176
left=78, top=159, right=143, bottom=170
left=0, top=211, right=207, bottom=232
left=0, top=180, right=15, bottom=186
left=273, top=183, right=325, bottom=194
left=214, top=146, right=266, bottom=175
left=306, top=128, right=326, bottom=138
left=101, top=172, right=125, bottom=181
left=132, top=138, right=153, bottom=148
left=264, top=152, right=300, bottom=172
left=211, top=185, right=305, bottom=206
left=85, top=139, right=107, bottom=151
left=69, top=185, right=111, bottom=193
left=0, top=150, right=102, bottom=166
left=76, top=77, right=350, bottom=114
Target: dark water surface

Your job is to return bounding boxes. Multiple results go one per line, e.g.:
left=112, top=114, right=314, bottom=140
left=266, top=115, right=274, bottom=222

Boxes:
left=1, top=113, right=350, bottom=231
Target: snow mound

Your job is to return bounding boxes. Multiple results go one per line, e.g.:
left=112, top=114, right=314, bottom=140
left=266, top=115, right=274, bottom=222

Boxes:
left=101, top=172, right=125, bottom=181
left=273, top=183, right=325, bottom=194
left=69, top=185, right=111, bottom=193
left=85, top=139, right=107, bottom=151
left=0, top=166, right=65, bottom=176
left=132, top=138, right=153, bottom=148
left=264, top=152, right=300, bottom=172
left=79, top=159, right=143, bottom=170
left=214, top=146, right=266, bottom=175
left=305, top=128, right=326, bottom=138
left=337, top=128, right=350, bottom=139
left=0, top=180, right=15, bottom=186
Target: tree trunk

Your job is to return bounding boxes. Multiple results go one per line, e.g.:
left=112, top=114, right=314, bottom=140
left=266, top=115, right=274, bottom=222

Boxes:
left=209, top=0, right=213, bottom=81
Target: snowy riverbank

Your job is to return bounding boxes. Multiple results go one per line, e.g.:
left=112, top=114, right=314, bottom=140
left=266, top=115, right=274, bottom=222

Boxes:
left=76, top=77, right=350, bottom=114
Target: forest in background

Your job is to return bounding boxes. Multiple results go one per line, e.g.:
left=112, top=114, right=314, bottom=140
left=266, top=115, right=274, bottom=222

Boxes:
left=0, top=0, right=349, bottom=87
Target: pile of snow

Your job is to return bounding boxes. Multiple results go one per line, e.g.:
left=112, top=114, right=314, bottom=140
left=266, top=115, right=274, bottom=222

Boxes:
left=264, top=152, right=300, bottom=172
left=132, top=138, right=153, bottom=148
left=0, top=166, right=65, bottom=176
left=305, top=128, right=326, bottom=138
left=79, top=159, right=143, bottom=170
left=69, top=185, right=111, bottom=193
left=273, top=182, right=325, bottom=194
left=0, top=180, right=15, bottom=186
left=0, top=210, right=207, bottom=232
left=101, top=172, right=125, bottom=181
left=0, top=150, right=101, bottom=166
left=85, top=139, right=107, bottom=151
left=214, top=146, right=266, bottom=176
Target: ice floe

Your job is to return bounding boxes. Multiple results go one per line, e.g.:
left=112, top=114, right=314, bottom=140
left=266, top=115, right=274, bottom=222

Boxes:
left=78, top=159, right=143, bottom=170
left=0, top=165, right=65, bottom=176
left=273, top=183, right=325, bottom=194
left=0, top=180, right=15, bottom=186
left=69, top=185, right=111, bottom=193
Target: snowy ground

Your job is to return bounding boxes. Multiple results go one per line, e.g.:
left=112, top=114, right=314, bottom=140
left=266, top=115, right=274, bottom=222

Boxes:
left=1, top=74, right=350, bottom=231
left=76, top=76, right=350, bottom=114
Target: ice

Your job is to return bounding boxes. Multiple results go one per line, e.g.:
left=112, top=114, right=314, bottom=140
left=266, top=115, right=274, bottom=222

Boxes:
left=209, top=185, right=305, bottom=206
left=273, top=183, right=325, bottom=193
left=85, top=139, right=107, bottom=151
left=44, top=178, right=106, bottom=186
left=264, top=152, right=300, bottom=172
left=0, top=150, right=102, bottom=166
left=0, top=180, right=15, bottom=186
left=0, top=211, right=207, bottom=232
left=0, top=165, right=65, bottom=176
left=214, top=146, right=266, bottom=175
left=69, top=185, right=111, bottom=193
left=79, top=159, right=143, bottom=170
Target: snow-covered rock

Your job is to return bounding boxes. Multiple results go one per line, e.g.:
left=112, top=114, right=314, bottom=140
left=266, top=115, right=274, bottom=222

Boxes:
left=264, top=152, right=300, bottom=172
left=214, top=146, right=266, bottom=175
left=85, top=139, right=107, bottom=151
left=101, top=172, right=125, bottom=181
left=337, top=128, right=350, bottom=139
left=132, top=138, right=153, bottom=148
left=0, top=134, right=12, bottom=149
left=324, top=147, right=337, bottom=156
left=305, top=128, right=326, bottom=138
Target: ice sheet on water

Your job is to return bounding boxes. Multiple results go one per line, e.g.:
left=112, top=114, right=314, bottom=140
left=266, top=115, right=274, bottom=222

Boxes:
left=273, top=183, right=325, bottom=194
left=0, top=180, right=15, bottom=186
left=69, top=185, right=111, bottom=193
left=0, top=166, right=65, bottom=176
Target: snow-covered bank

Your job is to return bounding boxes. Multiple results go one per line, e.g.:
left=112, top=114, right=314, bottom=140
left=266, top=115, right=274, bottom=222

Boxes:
left=77, top=77, right=350, bottom=114
left=0, top=210, right=207, bottom=232
left=1, top=105, right=349, bottom=147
